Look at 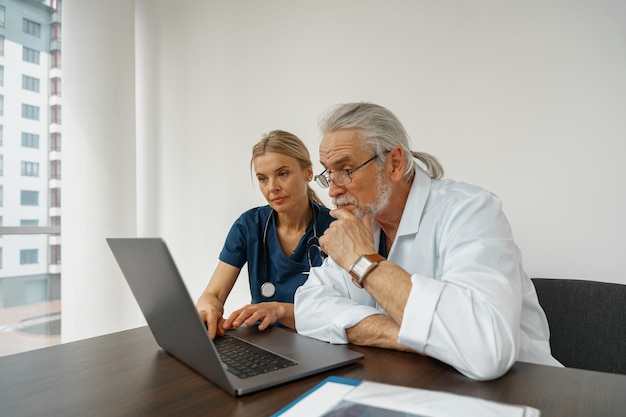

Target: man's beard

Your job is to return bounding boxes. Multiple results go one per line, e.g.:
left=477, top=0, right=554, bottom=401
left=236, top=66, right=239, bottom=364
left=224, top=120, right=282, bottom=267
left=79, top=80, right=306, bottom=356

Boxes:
left=332, top=172, right=392, bottom=219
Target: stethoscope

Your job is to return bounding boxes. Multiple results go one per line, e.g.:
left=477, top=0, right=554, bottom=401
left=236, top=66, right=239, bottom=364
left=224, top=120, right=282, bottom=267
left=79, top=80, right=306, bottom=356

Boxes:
left=260, top=202, right=326, bottom=298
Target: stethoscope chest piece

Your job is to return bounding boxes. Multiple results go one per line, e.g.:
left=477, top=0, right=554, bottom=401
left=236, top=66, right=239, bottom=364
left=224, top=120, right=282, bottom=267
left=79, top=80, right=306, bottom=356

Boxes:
left=260, top=282, right=276, bottom=298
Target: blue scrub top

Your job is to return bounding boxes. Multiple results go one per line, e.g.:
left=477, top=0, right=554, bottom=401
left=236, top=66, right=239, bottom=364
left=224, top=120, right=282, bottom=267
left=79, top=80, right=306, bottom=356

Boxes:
left=219, top=202, right=334, bottom=304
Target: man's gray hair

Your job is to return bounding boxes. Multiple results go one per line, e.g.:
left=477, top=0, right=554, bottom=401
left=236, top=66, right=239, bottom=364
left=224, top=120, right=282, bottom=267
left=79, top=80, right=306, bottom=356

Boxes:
left=319, top=102, right=444, bottom=180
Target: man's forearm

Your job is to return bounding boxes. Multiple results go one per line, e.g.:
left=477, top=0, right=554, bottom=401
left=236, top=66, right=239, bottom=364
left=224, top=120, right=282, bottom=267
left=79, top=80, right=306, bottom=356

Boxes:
left=345, top=314, right=417, bottom=352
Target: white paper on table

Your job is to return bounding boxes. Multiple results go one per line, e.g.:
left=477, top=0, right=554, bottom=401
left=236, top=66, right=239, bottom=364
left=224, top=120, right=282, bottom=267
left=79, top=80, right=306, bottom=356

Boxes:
left=338, top=381, right=540, bottom=417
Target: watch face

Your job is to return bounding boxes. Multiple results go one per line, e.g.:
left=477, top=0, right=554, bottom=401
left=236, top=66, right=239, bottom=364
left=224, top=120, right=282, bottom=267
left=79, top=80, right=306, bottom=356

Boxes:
left=352, top=258, right=371, bottom=278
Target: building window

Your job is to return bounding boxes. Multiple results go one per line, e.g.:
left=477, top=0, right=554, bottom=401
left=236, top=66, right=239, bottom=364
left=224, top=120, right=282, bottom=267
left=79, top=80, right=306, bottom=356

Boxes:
left=23, top=18, right=41, bottom=37
left=51, top=50, right=61, bottom=69
left=20, top=249, right=39, bottom=265
left=22, top=75, right=40, bottom=92
left=22, top=133, right=40, bottom=148
left=0, top=65, right=3, bottom=86
left=22, top=104, right=40, bottom=120
left=50, top=160, right=61, bottom=179
left=51, top=105, right=61, bottom=124
left=21, top=161, right=40, bottom=177
left=0, top=247, right=3, bottom=269
left=23, top=47, right=40, bottom=65
left=51, top=77, right=62, bottom=96
left=51, top=22, right=61, bottom=41
left=0, top=185, right=3, bottom=206
left=50, top=132, right=61, bottom=151
left=50, top=216, right=61, bottom=226
left=50, top=245, right=61, bottom=265
left=20, top=190, right=39, bottom=206
left=0, top=155, right=3, bottom=176
left=0, top=95, right=3, bottom=116
left=50, top=188, right=61, bottom=208
left=0, top=6, right=5, bottom=27
left=0, top=125, right=3, bottom=146
left=21, top=219, right=39, bottom=226
left=0, top=35, right=4, bottom=56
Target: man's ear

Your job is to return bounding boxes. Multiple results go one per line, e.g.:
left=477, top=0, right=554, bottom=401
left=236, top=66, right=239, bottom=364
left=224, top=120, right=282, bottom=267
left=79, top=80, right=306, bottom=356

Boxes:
left=387, top=146, right=405, bottom=182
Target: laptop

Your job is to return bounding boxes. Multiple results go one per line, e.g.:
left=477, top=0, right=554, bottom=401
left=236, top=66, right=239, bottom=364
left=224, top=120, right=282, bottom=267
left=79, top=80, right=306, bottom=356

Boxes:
left=106, top=238, right=363, bottom=396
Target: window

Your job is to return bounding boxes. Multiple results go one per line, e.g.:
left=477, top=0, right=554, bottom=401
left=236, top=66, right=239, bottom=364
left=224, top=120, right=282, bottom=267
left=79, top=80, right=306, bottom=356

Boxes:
left=50, top=132, right=61, bottom=151
left=22, top=104, right=40, bottom=120
left=51, top=50, right=61, bottom=69
left=51, top=105, right=61, bottom=124
left=21, top=219, right=39, bottom=226
left=50, top=245, right=61, bottom=265
left=2, top=0, right=63, bottom=357
left=0, top=247, right=3, bottom=269
left=22, top=75, right=40, bottom=92
left=50, top=160, right=61, bottom=179
left=50, top=188, right=61, bottom=208
left=21, top=162, right=40, bottom=177
left=0, top=125, right=3, bottom=146
left=22, top=133, right=40, bottom=148
left=23, top=47, right=40, bottom=65
left=20, top=249, right=39, bottom=265
left=51, top=22, right=61, bottom=41
left=51, top=78, right=61, bottom=96
left=23, top=18, right=41, bottom=37
left=20, top=190, right=39, bottom=206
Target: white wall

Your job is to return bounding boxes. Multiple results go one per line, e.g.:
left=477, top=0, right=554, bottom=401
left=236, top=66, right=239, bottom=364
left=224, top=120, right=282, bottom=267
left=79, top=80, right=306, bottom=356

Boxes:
left=63, top=0, right=626, bottom=342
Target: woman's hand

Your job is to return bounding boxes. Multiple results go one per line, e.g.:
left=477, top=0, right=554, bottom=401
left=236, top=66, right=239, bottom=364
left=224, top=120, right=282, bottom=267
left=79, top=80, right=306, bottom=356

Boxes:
left=223, top=302, right=295, bottom=331
left=197, top=302, right=226, bottom=340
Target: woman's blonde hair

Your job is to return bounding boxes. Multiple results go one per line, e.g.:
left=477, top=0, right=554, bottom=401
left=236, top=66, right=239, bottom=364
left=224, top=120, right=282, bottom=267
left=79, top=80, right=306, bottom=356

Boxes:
left=251, top=130, right=325, bottom=207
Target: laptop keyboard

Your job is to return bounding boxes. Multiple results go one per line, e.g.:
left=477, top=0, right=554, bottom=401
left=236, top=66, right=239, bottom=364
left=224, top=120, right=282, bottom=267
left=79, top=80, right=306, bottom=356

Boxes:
left=214, top=334, right=297, bottom=379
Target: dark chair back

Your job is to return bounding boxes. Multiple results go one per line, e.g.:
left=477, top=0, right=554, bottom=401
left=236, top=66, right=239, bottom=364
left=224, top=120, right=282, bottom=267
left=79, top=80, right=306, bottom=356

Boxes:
left=532, top=278, right=626, bottom=375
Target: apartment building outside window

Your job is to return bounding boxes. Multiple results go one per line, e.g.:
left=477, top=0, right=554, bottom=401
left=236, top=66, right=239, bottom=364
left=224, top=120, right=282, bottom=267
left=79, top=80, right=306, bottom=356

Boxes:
left=50, top=132, right=61, bottom=151
left=50, top=245, right=61, bottom=265
left=23, top=18, right=41, bottom=37
left=22, top=104, right=40, bottom=120
left=23, top=47, right=40, bottom=64
left=20, top=190, right=39, bottom=206
left=21, top=161, right=40, bottom=177
left=50, top=160, right=61, bottom=179
left=51, top=49, right=61, bottom=69
left=50, top=188, right=61, bottom=208
left=20, top=249, right=39, bottom=265
left=1, top=0, right=63, bottom=358
left=51, top=104, right=61, bottom=124
left=22, top=75, right=40, bottom=92
left=22, top=133, right=40, bottom=148
left=51, top=77, right=61, bottom=96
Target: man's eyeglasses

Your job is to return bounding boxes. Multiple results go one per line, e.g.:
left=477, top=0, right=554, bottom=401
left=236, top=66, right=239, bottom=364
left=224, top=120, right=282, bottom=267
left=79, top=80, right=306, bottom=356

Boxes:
left=314, top=154, right=381, bottom=188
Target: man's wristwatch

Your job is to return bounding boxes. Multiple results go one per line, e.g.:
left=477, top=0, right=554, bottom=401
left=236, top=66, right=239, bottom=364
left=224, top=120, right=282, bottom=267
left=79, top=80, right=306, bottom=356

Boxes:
left=349, top=254, right=386, bottom=288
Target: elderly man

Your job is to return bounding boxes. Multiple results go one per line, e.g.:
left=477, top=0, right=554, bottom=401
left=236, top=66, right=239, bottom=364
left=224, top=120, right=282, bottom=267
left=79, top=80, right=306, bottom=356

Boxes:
left=294, top=102, right=561, bottom=381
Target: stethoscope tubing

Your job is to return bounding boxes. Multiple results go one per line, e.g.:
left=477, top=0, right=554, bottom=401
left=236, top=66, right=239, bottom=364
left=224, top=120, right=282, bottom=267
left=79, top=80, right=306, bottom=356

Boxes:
left=261, top=202, right=323, bottom=298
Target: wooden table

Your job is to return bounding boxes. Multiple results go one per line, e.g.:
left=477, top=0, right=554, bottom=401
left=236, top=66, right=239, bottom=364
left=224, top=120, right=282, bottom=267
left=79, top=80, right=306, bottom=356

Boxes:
left=1, top=326, right=625, bottom=416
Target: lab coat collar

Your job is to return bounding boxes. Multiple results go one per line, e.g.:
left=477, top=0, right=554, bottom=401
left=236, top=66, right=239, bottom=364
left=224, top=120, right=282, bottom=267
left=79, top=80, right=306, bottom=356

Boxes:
left=371, top=160, right=432, bottom=252
left=396, top=161, right=432, bottom=237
